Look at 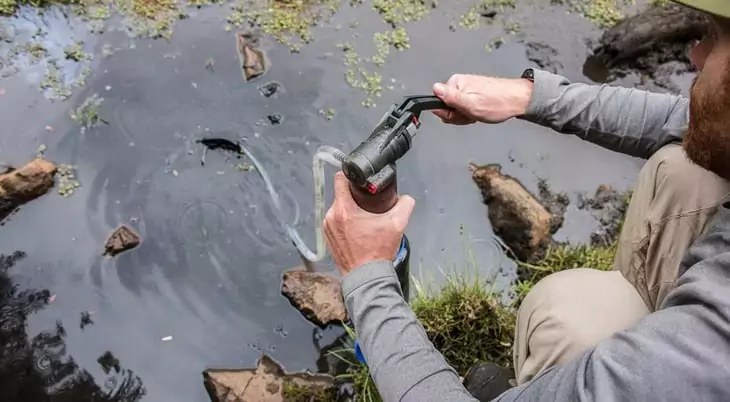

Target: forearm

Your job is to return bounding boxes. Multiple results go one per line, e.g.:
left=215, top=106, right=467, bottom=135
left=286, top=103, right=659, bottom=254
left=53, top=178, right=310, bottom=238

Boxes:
left=520, top=69, right=689, bottom=159
left=342, top=261, right=477, bottom=402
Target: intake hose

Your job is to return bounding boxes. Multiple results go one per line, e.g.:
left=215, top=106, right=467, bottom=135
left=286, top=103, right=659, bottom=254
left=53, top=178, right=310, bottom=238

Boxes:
left=239, top=144, right=346, bottom=263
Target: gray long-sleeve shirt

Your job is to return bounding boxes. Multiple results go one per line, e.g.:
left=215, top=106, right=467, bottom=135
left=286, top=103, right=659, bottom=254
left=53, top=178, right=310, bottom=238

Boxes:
left=341, top=69, right=730, bottom=401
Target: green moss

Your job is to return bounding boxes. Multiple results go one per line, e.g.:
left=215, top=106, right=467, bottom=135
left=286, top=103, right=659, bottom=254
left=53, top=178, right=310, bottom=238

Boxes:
left=282, top=381, right=337, bottom=402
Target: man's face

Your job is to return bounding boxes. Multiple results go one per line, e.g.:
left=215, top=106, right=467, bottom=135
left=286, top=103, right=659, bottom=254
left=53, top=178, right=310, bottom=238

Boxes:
left=683, top=18, right=730, bottom=180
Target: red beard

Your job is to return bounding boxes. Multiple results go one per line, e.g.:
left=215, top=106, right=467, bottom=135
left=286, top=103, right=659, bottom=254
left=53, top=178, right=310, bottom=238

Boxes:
left=683, top=72, right=730, bottom=180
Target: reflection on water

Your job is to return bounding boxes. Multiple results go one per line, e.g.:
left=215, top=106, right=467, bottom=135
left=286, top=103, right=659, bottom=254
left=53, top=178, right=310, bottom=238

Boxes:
left=0, top=251, right=146, bottom=401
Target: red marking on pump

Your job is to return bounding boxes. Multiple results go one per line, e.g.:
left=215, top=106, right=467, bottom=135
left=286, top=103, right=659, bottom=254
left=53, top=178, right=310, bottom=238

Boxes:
left=367, top=183, right=378, bottom=194
left=412, top=116, right=419, bottom=125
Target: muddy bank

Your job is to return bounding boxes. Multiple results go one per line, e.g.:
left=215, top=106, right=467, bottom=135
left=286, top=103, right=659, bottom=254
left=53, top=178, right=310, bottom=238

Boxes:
left=586, top=3, right=707, bottom=92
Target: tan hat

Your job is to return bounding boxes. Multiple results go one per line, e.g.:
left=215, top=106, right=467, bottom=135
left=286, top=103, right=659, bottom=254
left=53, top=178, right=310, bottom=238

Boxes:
left=674, top=0, right=730, bottom=19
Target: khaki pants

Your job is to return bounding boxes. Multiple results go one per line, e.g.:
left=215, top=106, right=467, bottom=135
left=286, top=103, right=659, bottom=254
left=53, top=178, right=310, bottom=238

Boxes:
left=513, top=144, right=730, bottom=385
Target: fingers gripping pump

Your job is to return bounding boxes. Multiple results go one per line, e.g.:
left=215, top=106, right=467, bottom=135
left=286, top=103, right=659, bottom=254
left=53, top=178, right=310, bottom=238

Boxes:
left=342, top=95, right=449, bottom=364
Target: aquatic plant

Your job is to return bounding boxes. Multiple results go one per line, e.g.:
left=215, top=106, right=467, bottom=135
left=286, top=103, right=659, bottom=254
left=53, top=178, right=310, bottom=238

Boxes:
left=63, top=40, right=88, bottom=61
left=40, top=60, right=73, bottom=100
left=70, top=93, right=108, bottom=130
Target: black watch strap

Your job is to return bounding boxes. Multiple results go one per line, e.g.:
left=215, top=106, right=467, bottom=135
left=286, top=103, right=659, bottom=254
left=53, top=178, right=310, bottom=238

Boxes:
left=521, top=68, right=535, bottom=82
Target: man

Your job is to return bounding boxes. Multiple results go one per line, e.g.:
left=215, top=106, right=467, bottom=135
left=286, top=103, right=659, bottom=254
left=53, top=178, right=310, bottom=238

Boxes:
left=323, top=1, right=730, bottom=400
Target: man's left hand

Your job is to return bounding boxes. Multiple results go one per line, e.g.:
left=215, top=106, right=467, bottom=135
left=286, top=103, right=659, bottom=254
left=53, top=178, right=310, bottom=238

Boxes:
left=323, top=172, right=415, bottom=276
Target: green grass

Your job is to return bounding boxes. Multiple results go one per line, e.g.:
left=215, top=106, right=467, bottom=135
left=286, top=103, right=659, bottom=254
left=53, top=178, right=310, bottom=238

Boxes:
left=511, top=240, right=616, bottom=305
left=411, top=272, right=515, bottom=374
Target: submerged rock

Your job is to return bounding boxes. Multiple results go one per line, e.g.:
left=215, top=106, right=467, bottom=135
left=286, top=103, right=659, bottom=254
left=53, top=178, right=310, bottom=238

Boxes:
left=258, top=81, right=283, bottom=98
left=237, top=31, right=267, bottom=82
left=281, top=268, right=347, bottom=327
left=0, top=158, right=57, bottom=222
left=267, top=114, right=282, bottom=125
left=203, top=354, right=336, bottom=402
left=470, top=163, right=556, bottom=263
left=103, top=225, right=141, bottom=257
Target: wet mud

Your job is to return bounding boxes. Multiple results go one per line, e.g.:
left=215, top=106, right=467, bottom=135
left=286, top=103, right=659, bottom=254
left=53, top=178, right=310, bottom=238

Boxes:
left=576, top=184, right=630, bottom=246
left=585, top=2, right=706, bottom=93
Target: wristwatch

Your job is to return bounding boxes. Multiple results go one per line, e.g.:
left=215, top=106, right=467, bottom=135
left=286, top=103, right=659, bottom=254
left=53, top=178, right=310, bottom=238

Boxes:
left=521, top=68, right=535, bottom=82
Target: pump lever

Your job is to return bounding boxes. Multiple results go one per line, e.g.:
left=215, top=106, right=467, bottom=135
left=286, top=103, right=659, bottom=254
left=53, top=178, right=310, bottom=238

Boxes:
left=393, top=95, right=450, bottom=119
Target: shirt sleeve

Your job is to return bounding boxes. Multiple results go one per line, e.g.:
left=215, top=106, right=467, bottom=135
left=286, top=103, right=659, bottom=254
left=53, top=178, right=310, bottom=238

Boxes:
left=342, top=261, right=478, bottom=402
left=520, top=69, right=689, bottom=159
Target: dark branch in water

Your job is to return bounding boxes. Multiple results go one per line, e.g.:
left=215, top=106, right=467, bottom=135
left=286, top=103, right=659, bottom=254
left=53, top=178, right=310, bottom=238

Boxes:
left=196, top=137, right=243, bottom=166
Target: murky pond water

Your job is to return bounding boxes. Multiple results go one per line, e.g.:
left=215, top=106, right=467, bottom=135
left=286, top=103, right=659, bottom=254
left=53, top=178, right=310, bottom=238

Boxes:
left=0, top=1, right=669, bottom=400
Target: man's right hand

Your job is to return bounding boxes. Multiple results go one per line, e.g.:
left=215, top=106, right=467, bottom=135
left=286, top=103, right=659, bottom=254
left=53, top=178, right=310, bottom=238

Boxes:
left=432, top=74, right=534, bottom=125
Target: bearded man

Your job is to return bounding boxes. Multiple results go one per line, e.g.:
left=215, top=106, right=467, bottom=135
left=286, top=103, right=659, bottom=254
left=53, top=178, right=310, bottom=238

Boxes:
left=323, top=1, right=730, bottom=401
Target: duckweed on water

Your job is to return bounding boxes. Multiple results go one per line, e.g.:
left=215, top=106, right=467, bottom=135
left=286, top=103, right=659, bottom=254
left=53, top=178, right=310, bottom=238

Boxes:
left=485, top=36, right=504, bottom=52
left=372, top=27, right=409, bottom=65
left=504, top=21, right=520, bottom=35
left=372, top=0, right=429, bottom=26
left=63, top=40, right=89, bottom=62
left=57, top=164, right=81, bottom=197
left=459, top=7, right=480, bottom=30
left=228, top=0, right=340, bottom=50
left=552, top=0, right=632, bottom=28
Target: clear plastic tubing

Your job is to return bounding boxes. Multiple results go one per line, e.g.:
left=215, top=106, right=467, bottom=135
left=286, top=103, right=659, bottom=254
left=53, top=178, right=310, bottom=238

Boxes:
left=238, top=144, right=347, bottom=263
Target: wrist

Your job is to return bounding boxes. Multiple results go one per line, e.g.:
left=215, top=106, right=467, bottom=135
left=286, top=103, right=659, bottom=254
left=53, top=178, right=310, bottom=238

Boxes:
left=511, top=78, right=534, bottom=117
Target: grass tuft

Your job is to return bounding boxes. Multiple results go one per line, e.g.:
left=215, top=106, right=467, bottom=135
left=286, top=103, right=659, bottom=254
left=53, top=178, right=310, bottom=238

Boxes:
left=411, top=273, right=515, bottom=374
